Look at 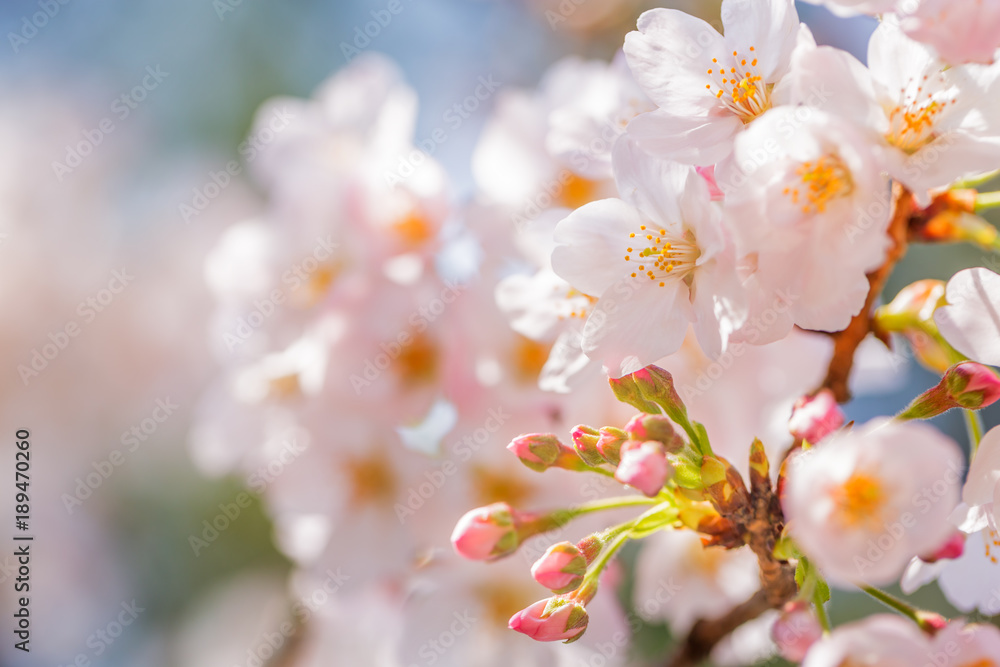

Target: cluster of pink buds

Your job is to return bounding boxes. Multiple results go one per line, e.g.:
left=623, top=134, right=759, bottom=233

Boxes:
left=450, top=364, right=798, bottom=643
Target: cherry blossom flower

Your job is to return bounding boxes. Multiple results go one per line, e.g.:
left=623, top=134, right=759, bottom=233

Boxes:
left=725, top=106, right=892, bottom=332
left=781, top=22, right=1000, bottom=203
left=934, top=267, right=1000, bottom=367
left=624, top=0, right=806, bottom=165
left=783, top=418, right=963, bottom=586
left=551, top=137, right=747, bottom=377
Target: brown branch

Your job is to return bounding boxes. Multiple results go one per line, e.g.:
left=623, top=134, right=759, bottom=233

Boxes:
left=820, top=183, right=914, bottom=403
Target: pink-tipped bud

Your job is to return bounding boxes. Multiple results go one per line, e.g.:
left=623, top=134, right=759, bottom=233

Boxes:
left=597, top=427, right=627, bottom=465
left=614, top=441, right=670, bottom=497
left=508, top=597, right=589, bottom=643
left=788, top=389, right=844, bottom=444
left=624, top=413, right=685, bottom=452
left=508, top=434, right=589, bottom=473
left=696, top=165, right=724, bottom=201
left=570, top=425, right=606, bottom=468
left=945, top=362, right=1000, bottom=409
left=771, top=601, right=822, bottom=662
left=901, top=362, right=1000, bottom=419
left=916, top=611, right=948, bottom=635
left=920, top=531, right=966, bottom=563
left=531, top=542, right=588, bottom=593
left=451, top=503, right=519, bottom=561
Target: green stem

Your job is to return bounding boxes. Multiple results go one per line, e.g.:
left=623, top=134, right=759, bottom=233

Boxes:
left=964, top=409, right=985, bottom=456
left=814, top=599, right=831, bottom=635
left=572, top=496, right=661, bottom=516
left=858, top=585, right=920, bottom=623
left=976, top=191, right=1000, bottom=212
left=954, top=169, right=1000, bottom=189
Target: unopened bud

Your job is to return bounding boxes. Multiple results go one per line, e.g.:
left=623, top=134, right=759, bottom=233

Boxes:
left=570, top=425, right=606, bottom=467
left=625, top=413, right=684, bottom=452
left=771, top=601, right=822, bottom=662
left=508, top=433, right=589, bottom=473
left=789, top=389, right=845, bottom=444
left=630, top=366, right=689, bottom=424
left=531, top=542, right=588, bottom=593
left=597, top=427, right=627, bottom=465
left=509, top=597, right=589, bottom=643
left=945, top=361, right=1000, bottom=409
left=900, top=362, right=1000, bottom=419
left=916, top=611, right=948, bottom=635
left=614, top=441, right=670, bottom=497
left=874, top=280, right=954, bottom=373
left=451, top=503, right=519, bottom=561
left=508, top=434, right=561, bottom=472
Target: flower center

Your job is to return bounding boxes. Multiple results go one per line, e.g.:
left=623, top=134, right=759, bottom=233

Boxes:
left=783, top=155, right=853, bottom=215
left=624, top=224, right=700, bottom=287
left=395, top=331, right=439, bottom=387
left=707, top=47, right=771, bottom=123
left=833, top=473, right=887, bottom=529
left=471, top=464, right=536, bottom=507
left=559, top=174, right=601, bottom=210
left=392, top=211, right=436, bottom=246
left=344, top=449, right=398, bottom=508
left=885, top=74, right=958, bottom=154
left=512, top=335, right=552, bottom=384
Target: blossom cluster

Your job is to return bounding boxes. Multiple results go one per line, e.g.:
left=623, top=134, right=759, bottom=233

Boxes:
left=447, top=0, right=1000, bottom=663
left=188, top=0, right=1000, bottom=663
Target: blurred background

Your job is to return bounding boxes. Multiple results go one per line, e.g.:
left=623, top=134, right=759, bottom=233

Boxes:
left=0, top=1, right=996, bottom=666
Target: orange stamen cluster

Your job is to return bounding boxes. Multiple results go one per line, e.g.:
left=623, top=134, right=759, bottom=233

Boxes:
left=986, top=528, right=1000, bottom=565
left=886, top=73, right=958, bottom=154
left=783, top=155, right=853, bottom=215
left=625, top=224, right=699, bottom=287
left=706, top=46, right=769, bottom=123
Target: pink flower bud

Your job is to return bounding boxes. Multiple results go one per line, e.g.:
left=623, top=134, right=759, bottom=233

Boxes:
left=451, top=503, right=518, bottom=561
left=625, top=413, right=684, bottom=452
left=508, top=597, right=589, bottom=643
left=916, top=611, right=948, bottom=635
left=531, top=542, right=588, bottom=593
left=614, top=441, right=670, bottom=497
left=771, top=601, right=822, bottom=662
left=571, top=425, right=606, bottom=467
left=920, top=531, right=965, bottom=563
left=945, top=362, right=1000, bottom=409
left=901, top=362, right=1000, bottom=419
left=597, top=426, right=627, bottom=465
left=508, top=434, right=562, bottom=472
left=789, top=389, right=844, bottom=444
